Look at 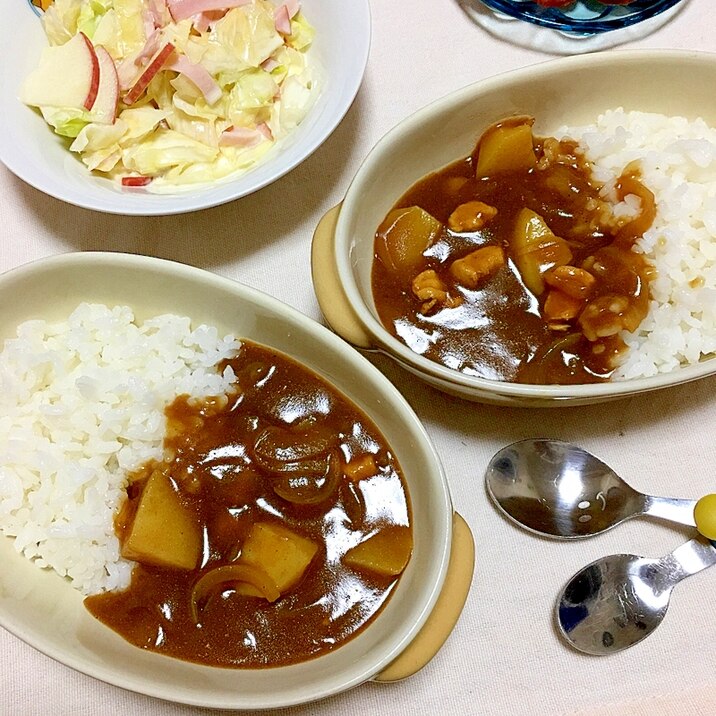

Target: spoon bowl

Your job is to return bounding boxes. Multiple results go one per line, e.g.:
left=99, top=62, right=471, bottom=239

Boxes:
left=557, top=537, right=716, bottom=655
left=486, top=439, right=696, bottom=538
left=557, top=553, right=671, bottom=654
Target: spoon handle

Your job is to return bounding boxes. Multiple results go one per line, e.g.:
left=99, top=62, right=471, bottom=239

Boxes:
left=642, top=495, right=697, bottom=527
left=663, top=536, right=716, bottom=583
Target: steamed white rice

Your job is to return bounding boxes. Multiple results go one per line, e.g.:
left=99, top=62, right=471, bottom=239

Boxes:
left=0, top=303, right=240, bottom=595
left=559, top=109, right=716, bottom=379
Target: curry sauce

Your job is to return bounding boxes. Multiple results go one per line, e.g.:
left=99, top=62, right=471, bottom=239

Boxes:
left=85, top=341, right=412, bottom=668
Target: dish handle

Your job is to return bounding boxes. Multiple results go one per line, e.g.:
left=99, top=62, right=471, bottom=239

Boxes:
left=311, top=203, right=374, bottom=350
left=372, top=512, right=475, bottom=683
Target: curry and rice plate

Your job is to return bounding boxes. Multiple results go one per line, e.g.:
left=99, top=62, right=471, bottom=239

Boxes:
left=371, top=109, right=716, bottom=384
left=0, top=303, right=413, bottom=667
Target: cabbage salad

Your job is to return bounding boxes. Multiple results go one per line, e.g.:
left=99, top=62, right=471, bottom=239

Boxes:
left=24, top=0, right=317, bottom=189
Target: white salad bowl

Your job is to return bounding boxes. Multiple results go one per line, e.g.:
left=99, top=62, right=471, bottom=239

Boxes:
left=311, top=49, right=716, bottom=407
left=0, top=0, right=370, bottom=215
left=0, top=252, right=474, bottom=710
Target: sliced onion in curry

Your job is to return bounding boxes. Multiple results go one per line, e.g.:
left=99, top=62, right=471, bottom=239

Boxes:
left=252, top=424, right=335, bottom=469
left=523, top=333, right=583, bottom=384
left=615, top=173, right=657, bottom=245
left=190, top=563, right=281, bottom=623
left=271, top=451, right=341, bottom=505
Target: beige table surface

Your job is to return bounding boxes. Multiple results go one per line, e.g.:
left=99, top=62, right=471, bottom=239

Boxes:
left=2, top=0, right=716, bottom=714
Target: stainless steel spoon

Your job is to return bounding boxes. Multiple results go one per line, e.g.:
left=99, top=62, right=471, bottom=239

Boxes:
left=485, top=439, right=696, bottom=538
left=556, top=536, right=716, bottom=655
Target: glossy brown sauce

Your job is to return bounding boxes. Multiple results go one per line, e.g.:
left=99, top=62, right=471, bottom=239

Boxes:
left=85, top=341, right=412, bottom=668
left=371, top=117, right=656, bottom=384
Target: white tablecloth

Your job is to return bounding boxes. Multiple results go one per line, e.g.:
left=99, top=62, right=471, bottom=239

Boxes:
left=3, top=1, right=716, bottom=714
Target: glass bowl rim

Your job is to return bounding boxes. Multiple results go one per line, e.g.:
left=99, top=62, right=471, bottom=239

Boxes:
left=473, top=0, right=685, bottom=35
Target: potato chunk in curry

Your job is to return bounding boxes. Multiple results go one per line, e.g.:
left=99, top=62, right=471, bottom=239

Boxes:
left=238, top=521, right=318, bottom=596
left=511, top=208, right=573, bottom=296
left=344, top=526, right=412, bottom=577
left=375, top=206, right=442, bottom=274
left=122, top=471, right=201, bottom=570
left=475, top=118, right=537, bottom=177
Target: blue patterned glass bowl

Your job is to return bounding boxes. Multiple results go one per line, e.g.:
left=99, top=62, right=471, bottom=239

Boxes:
left=475, top=0, right=684, bottom=34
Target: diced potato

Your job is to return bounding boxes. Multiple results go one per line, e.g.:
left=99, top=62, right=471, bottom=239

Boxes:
left=375, top=206, right=442, bottom=276
left=512, top=207, right=554, bottom=252
left=239, top=522, right=318, bottom=594
left=344, top=454, right=378, bottom=482
left=475, top=121, right=537, bottom=178
left=511, top=208, right=572, bottom=296
left=443, top=176, right=469, bottom=196
left=450, top=245, right=505, bottom=289
left=344, top=526, right=412, bottom=577
left=122, top=471, right=201, bottom=570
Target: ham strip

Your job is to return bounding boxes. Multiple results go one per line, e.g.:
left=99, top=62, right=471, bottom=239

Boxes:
left=260, top=57, right=279, bottom=72
left=274, top=0, right=300, bottom=32
left=284, top=0, right=300, bottom=18
left=115, top=29, right=162, bottom=91
left=219, top=126, right=265, bottom=147
left=117, top=52, right=144, bottom=91
left=193, top=9, right=227, bottom=32
left=142, top=10, right=156, bottom=37
left=135, top=29, right=161, bottom=67
left=257, top=122, right=273, bottom=140
left=274, top=4, right=291, bottom=34
left=148, top=0, right=170, bottom=26
left=167, top=0, right=250, bottom=22
left=167, top=55, right=222, bottom=104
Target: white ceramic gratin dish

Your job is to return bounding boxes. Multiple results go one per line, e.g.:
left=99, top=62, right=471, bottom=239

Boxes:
left=0, top=0, right=370, bottom=215
left=311, top=50, right=716, bottom=407
left=0, top=252, right=474, bottom=710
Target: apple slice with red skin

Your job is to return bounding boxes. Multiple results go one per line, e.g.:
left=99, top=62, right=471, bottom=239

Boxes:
left=91, top=46, right=120, bottom=124
left=21, top=32, right=100, bottom=110
left=124, top=43, right=176, bottom=106
left=121, top=176, right=153, bottom=186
